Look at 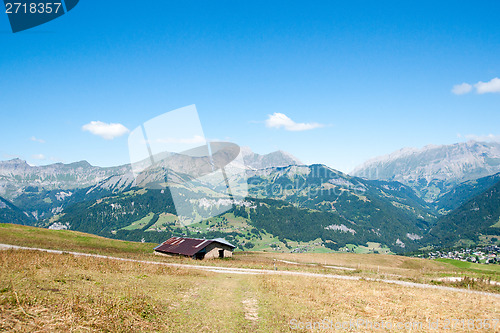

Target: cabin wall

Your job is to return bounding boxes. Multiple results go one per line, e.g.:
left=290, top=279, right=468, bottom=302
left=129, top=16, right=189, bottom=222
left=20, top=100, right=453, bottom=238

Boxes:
left=204, top=243, right=233, bottom=259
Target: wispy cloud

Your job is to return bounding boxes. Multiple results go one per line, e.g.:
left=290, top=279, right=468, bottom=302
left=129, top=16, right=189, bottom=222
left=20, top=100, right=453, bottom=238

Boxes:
left=82, top=121, right=130, bottom=140
left=49, top=156, right=65, bottom=163
left=32, top=154, right=46, bottom=160
left=451, top=83, right=472, bottom=95
left=463, top=133, right=500, bottom=142
left=452, top=77, right=500, bottom=95
left=30, top=136, right=46, bottom=143
left=265, top=113, right=325, bottom=131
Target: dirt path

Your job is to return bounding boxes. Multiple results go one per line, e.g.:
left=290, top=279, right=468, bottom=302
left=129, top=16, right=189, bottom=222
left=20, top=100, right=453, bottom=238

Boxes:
left=277, top=259, right=356, bottom=271
left=242, top=298, right=259, bottom=321
left=1, top=243, right=499, bottom=298
left=436, top=276, right=500, bottom=286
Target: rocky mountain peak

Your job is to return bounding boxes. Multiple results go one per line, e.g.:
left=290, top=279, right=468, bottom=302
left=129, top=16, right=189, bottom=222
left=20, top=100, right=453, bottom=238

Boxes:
left=351, top=140, right=500, bottom=201
left=240, top=146, right=302, bottom=170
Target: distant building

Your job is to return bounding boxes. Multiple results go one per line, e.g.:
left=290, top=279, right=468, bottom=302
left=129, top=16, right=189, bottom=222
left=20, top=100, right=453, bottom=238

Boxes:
left=154, top=237, right=236, bottom=259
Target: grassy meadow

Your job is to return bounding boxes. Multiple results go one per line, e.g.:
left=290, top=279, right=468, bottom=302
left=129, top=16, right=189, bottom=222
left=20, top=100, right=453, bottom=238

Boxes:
left=0, top=223, right=154, bottom=256
left=0, top=223, right=499, bottom=332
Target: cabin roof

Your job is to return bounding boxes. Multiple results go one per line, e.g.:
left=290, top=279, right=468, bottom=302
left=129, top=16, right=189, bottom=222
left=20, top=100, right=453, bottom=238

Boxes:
left=154, top=236, right=235, bottom=256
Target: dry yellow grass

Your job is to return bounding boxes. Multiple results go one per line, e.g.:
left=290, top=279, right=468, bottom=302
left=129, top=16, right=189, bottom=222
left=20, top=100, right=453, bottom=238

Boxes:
left=265, top=251, right=453, bottom=273
left=0, top=249, right=253, bottom=332
left=258, top=252, right=500, bottom=291
left=1, top=249, right=499, bottom=332
left=258, top=274, right=500, bottom=332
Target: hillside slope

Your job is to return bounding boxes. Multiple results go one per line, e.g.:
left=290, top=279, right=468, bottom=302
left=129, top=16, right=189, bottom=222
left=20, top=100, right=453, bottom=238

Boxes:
left=433, top=172, right=500, bottom=214
left=0, top=196, right=33, bottom=225
left=426, top=179, right=500, bottom=248
left=42, top=183, right=429, bottom=252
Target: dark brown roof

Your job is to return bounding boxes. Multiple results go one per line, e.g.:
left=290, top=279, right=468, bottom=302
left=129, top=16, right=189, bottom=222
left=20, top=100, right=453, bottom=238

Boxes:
left=154, top=237, right=235, bottom=256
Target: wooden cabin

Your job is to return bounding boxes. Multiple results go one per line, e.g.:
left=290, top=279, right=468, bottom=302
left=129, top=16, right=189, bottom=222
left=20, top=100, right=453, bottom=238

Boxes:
left=154, top=237, right=235, bottom=259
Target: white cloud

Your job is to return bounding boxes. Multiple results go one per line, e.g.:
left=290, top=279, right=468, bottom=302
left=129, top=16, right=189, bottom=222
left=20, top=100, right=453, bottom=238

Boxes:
left=451, top=83, right=472, bottom=95
left=464, top=134, right=500, bottom=142
left=49, top=156, right=65, bottom=163
left=32, top=154, right=46, bottom=160
left=265, top=113, right=325, bottom=131
left=452, top=77, right=500, bottom=95
left=30, top=136, right=45, bottom=144
left=475, top=77, right=500, bottom=94
left=82, top=121, right=129, bottom=140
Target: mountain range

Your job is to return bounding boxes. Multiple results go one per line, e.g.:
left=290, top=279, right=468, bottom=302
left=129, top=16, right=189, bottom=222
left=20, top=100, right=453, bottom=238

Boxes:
left=351, top=141, right=500, bottom=202
left=0, top=158, right=130, bottom=200
left=1, top=142, right=499, bottom=252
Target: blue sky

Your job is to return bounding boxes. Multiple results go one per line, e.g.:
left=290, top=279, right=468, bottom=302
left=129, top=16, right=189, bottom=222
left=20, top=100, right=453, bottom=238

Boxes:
left=1, top=0, right=500, bottom=172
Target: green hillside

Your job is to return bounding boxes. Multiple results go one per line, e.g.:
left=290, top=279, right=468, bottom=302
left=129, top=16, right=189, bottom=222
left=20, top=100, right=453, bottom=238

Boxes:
left=40, top=187, right=430, bottom=252
left=0, top=223, right=155, bottom=256
left=433, top=172, right=500, bottom=214
left=0, top=196, right=34, bottom=226
left=426, top=179, right=500, bottom=248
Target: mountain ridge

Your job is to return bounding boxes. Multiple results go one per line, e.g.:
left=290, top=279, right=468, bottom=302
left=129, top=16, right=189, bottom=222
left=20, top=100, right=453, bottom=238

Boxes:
left=351, top=140, right=500, bottom=201
left=240, top=146, right=303, bottom=170
left=0, top=147, right=303, bottom=200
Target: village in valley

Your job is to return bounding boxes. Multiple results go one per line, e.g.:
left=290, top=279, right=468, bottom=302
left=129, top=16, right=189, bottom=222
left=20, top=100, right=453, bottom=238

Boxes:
left=417, top=245, right=500, bottom=264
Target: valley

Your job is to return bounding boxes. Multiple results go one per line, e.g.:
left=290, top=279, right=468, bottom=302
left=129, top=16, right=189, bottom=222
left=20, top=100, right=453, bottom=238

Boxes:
left=1, top=143, right=500, bottom=255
